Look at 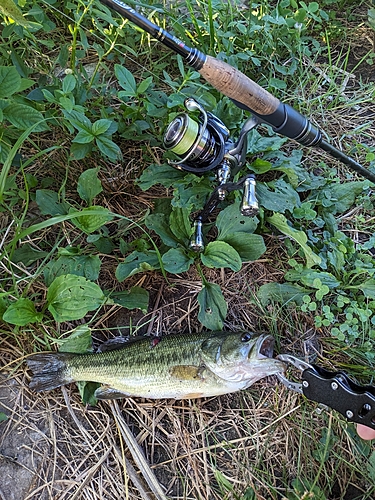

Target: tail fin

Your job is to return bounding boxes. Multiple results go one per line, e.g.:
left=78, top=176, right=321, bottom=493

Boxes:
left=26, top=353, right=74, bottom=392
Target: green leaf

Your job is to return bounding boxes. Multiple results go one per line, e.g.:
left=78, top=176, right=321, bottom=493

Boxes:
left=70, top=142, right=92, bottom=160
left=201, top=241, right=242, bottom=271
left=137, top=76, right=153, bottom=94
left=137, top=163, right=186, bottom=190
left=0, top=0, right=33, bottom=27
left=58, top=325, right=93, bottom=353
left=0, top=66, right=21, bottom=97
left=258, top=283, right=308, bottom=306
left=4, top=103, right=48, bottom=131
left=76, top=381, right=100, bottom=406
left=269, top=77, right=287, bottom=90
left=285, top=270, right=341, bottom=289
left=169, top=207, right=192, bottom=244
left=267, top=213, right=321, bottom=268
left=369, top=8, right=375, bottom=29
left=107, top=286, right=149, bottom=313
left=0, top=116, right=50, bottom=203
left=3, top=298, right=43, bottom=326
left=0, top=297, right=8, bottom=318
left=116, top=251, right=161, bottom=281
left=216, top=201, right=258, bottom=239
left=0, top=412, right=8, bottom=423
left=248, top=158, right=273, bottom=174
left=62, top=74, right=76, bottom=94
left=368, top=451, right=375, bottom=482
left=247, top=129, right=287, bottom=155
left=11, top=50, right=31, bottom=78
left=197, top=282, right=227, bottom=330
left=92, top=118, right=113, bottom=136
left=316, top=181, right=368, bottom=215
left=95, top=134, right=122, bottom=161
left=72, top=129, right=95, bottom=144
left=294, top=8, right=307, bottom=22
left=162, top=247, right=194, bottom=274
left=11, top=243, right=49, bottom=266
left=358, top=280, right=375, bottom=299
left=115, top=64, right=137, bottom=96
left=221, top=233, right=266, bottom=262
left=35, top=189, right=68, bottom=216
left=308, top=2, right=319, bottom=13
left=172, top=175, right=212, bottom=211
left=58, top=96, right=74, bottom=111
left=11, top=209, right=114, bottom=245
left=214, top=470, right=233, bottom=492
left=47, top=274, right=105, bottom=322
left=293, top=203, right=317, bottom=220
left=90, top=236, right=115, bottom=254
left=257, top=179, right=300, bottom=213
left=315, top=285, right=329, bottom=300
left=77, top=168, right=103, bottom=205
left=63, top=110, right=92, bottom=132
left=145, top=213, right=179, bottom=248
left=43, top=254, right=101, bottom=287
left=71, top=206, right=113, bottom=234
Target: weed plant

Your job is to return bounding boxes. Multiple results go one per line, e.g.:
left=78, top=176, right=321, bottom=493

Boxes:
left=0, top=0, right=375, bottom=498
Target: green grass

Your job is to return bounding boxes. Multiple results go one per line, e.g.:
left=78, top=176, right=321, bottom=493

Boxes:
left=0, top=0, right=375, bottom=498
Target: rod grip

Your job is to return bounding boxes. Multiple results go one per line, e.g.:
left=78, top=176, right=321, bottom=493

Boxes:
left=198, top=55, right=280, bottom=116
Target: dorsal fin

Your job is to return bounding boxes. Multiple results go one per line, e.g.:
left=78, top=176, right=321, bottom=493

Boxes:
left=96, top=336, right=142, bottom=352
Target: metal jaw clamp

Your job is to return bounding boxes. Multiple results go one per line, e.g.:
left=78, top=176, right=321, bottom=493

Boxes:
left=276, top=354, right=375, bottom=429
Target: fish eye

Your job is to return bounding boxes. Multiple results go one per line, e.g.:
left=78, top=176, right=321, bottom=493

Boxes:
left=241, top=332, right=252, bottom=343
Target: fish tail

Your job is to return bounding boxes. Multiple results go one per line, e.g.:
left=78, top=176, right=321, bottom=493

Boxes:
left=27, top=353, right=75, bottom=392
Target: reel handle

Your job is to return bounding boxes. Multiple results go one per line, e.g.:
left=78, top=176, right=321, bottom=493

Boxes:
left=240, top=175, right=259, bottom=217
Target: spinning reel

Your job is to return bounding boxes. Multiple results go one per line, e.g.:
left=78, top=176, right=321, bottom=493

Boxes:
left=163, top=98, right=260, bottom=251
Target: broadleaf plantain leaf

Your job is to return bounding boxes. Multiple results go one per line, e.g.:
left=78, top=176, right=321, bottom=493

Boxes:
left=197, top=282, right=227, bottom=330
left=201, top=241, right=242, bottom=272
left=162, top=247, right=194, bottom=274
left=2, top=298, right=43, bottom=326
left=47, top=274, right=105, bottom=322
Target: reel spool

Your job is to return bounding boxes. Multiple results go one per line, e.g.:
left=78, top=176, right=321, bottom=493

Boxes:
left=163, top=98, right=230, bottom=173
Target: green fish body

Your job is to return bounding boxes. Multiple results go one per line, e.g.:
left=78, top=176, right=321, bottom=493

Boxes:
left=27, top=331, right=285, bottom=400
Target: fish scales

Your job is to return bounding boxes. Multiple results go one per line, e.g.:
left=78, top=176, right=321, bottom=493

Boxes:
left=68, top=333, right=206, bottom=393
left=64, top=332, right=224, bottom=398
left=27, top=331, right=285, bottom=400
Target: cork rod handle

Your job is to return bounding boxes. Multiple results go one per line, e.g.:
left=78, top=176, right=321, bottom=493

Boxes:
left=199, top=56, right=280, bottom=116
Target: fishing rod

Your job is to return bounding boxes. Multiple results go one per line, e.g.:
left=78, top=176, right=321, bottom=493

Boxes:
left=99, top=0, right=375, bottom=184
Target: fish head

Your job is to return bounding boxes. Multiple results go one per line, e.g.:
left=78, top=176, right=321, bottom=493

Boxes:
left=201, top=332, right=285, bottom=386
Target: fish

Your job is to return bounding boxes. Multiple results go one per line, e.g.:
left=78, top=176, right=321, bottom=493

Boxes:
left=26, top=331, right=285, bottom=400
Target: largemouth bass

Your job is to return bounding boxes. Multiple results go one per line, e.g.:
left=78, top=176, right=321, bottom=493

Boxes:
left=27, top=331, right=285, bottom=400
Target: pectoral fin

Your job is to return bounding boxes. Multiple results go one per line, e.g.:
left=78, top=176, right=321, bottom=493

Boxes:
left=94, top=386, right=129, bottom=400
left=169, top=365, right=205, bottom=381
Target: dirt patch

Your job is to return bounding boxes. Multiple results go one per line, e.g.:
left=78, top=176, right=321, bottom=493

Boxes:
left=0, top=375, right=53, bottom=500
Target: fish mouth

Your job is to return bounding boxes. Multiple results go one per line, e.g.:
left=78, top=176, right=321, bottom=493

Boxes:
left=255, top=335, right=275, bottom=359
